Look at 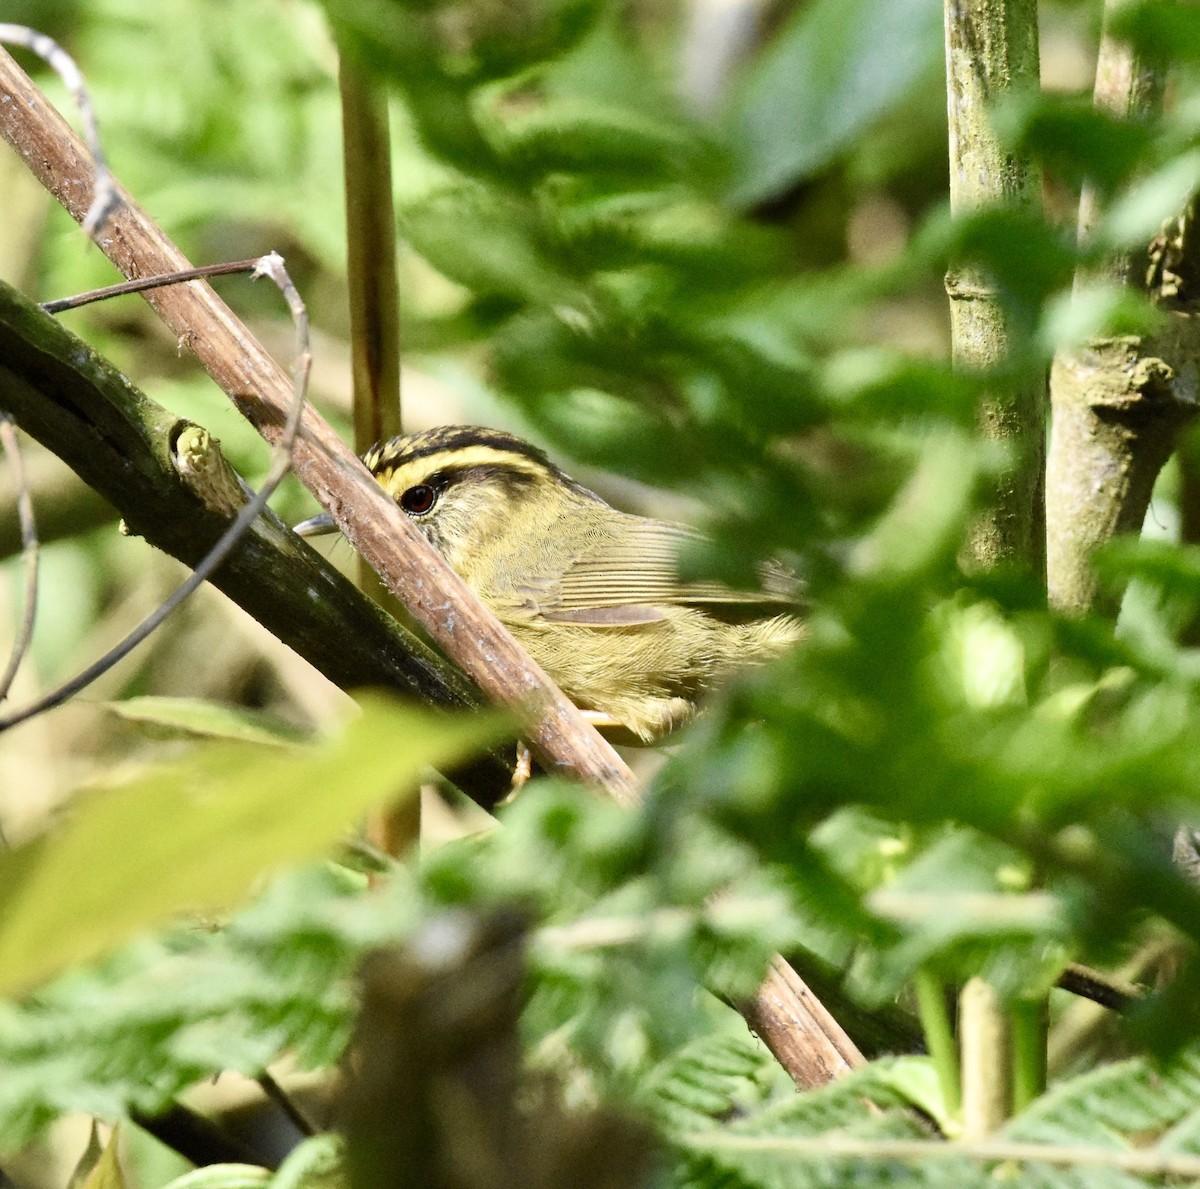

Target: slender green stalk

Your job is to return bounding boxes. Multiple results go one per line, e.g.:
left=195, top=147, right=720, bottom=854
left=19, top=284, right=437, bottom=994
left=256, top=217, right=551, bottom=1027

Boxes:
left=914, top=969, right=961, bottom=1123
left=1010, top=997, right=1047, bottom=1113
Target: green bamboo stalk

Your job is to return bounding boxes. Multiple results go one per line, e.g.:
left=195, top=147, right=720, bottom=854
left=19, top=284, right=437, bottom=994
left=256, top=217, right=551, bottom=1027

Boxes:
left=944, top=0, right=1045, bottom=574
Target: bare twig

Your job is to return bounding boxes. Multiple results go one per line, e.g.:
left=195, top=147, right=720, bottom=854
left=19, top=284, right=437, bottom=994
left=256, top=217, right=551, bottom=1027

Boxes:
left=41, top=258, right=265, bottom=314
left=1056, top=960, right=1142, bottom=1013
left=737, top=957, right=866, bottom=1089
left=0, top=26, right=116, bottom=233
left=0, top=415, right=38, bottom=703
left=0, top=254, right=308, bottom=731
left=130, top=1103, right=275, bottom=1172
left=339, top=57, right=402, bottom=453
left=257, top=1070, right=318, bottom=1139
left=1049, top=936, right=1177, bottom=1077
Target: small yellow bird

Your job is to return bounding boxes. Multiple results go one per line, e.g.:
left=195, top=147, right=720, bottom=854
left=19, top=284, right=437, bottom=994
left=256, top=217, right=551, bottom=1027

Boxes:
left=295, top=426, right=803, bottom=741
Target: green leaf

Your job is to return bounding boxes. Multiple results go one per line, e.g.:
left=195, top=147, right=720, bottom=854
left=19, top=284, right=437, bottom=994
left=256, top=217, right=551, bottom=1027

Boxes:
left=487, top=98, right=697, bottom=184
left=105, top=697, right=308, bottom=746
left=269, top=1134, right=345, bottom=1189
left=860, top=829, right=1066, bottom=999
left=1095, top=537, right=1200, bottom=605
left=1004, top=1044, right=1200, bottom=1175
left=676, top=1048, right=1200, bottom=1186
left=680, top=1058, right=938, bottom=1187
left=399, top=183, right=572, bottom=303
left=872, top=1056, right=954, bottom=1138
left=934, top=599, right=1027, bottom=711
left=0, top=865, right=379, bottom=1146
left=848, top=430, right=981, bottom=582
left=946, top=207, right=1077, bottom=318
left=729, top=0, right=943, bottom=204
left=1110, top=1, right=1200, bottom=67
left=1040, top=283, right=1162, bottom=353
left=638, top=1033, right=778, bottom=1134
left=161, top=1139, right=343, bottom=1189
left=0, top=695, right=503, bottom=995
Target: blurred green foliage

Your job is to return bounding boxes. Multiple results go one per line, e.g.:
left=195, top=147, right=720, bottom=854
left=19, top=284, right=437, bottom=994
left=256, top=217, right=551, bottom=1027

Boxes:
left=8, top=0, right=1200, bottom=1184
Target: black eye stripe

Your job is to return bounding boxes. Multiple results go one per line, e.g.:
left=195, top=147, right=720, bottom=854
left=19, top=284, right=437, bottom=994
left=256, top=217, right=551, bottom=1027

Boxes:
left=394, top=464, right=541, bottom=517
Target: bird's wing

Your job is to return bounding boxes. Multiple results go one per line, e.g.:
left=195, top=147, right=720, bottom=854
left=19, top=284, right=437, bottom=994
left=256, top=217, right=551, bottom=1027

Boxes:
left=519, top=519, right=800, bottom=627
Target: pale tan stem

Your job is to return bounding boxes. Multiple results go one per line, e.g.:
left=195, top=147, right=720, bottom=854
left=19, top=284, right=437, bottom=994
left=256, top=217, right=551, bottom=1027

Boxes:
left=959, top=977, right=1011, bottom=1139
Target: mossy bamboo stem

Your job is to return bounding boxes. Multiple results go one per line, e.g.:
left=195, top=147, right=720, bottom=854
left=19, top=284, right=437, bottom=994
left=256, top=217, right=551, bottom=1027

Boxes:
left=945, top=0, right=1045, bottom=575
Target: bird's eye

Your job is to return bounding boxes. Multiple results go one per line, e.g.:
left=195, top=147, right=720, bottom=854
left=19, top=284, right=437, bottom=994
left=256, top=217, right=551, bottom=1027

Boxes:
left=400, top=484, right=438, bottom=515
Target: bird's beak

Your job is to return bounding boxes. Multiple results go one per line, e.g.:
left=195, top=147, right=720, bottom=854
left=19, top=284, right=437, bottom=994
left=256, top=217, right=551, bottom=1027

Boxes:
left=292, top=512, right=338, bottom=538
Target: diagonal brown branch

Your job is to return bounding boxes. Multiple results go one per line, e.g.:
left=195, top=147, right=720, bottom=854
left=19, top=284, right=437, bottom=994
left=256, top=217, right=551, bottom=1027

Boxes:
left=0, top=46, right=636, bottom=805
